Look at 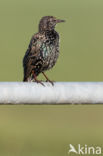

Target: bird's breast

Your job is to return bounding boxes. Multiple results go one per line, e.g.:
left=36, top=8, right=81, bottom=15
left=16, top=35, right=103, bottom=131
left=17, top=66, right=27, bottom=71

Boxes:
left=40, top=39, right=59, bottom=70
left=41, top=38, right=59, bottom=57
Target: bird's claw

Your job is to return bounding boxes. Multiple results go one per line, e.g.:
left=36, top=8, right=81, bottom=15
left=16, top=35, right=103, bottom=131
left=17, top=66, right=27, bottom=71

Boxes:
left=35, top=80, right=45, bottom=86
left=46, top=80, right=54, bottom=86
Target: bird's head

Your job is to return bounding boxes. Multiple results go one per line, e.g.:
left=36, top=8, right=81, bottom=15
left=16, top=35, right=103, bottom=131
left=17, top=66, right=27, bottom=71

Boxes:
left=39, top=16, right=65, bottom=32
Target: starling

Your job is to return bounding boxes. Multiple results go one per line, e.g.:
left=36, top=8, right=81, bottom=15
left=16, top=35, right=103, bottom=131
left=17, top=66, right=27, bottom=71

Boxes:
left=23, top=16, right=65, bottom=85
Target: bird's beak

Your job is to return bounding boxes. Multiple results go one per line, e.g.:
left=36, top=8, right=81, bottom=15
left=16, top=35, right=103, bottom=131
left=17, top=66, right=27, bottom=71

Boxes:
left=56, top=19, right=65, bottom=23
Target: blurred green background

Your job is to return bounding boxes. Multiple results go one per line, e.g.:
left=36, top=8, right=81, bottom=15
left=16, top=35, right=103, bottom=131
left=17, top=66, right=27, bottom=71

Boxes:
left=0, top=0, right=103, bottom=155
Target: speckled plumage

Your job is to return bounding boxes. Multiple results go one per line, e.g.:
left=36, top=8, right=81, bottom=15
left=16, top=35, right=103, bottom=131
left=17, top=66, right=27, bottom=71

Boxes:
left=23, top=16, right=65, bottom=84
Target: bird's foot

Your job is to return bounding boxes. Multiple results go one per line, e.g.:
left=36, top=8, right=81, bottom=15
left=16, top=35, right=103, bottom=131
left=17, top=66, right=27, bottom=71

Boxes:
left=46, top=79, right=54, bottom=86
left=42, top=72, right=54, bottom=86
left=32, top=71, right=45, bottom=86
left=35, top=79, right=45, bottom=86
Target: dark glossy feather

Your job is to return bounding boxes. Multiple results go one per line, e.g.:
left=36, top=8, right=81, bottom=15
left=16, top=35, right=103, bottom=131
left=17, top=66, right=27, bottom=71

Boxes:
left=23, top=16, right=64, bottom=82
left=23, top=30, right=59, bottom=81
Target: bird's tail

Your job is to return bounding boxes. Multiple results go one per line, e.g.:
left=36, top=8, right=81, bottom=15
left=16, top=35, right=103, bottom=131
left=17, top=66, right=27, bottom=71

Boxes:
left=23, top=76, right=27, bottom=82
left=23, top=75, right=34, bottom=82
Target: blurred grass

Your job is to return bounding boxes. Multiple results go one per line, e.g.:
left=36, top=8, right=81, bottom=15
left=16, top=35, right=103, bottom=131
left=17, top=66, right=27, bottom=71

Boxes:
left=0, top=0, right=103, bottom=81
left=0, top=0, right=103, bottom=155
left=0, top=105, right=103, bottom=156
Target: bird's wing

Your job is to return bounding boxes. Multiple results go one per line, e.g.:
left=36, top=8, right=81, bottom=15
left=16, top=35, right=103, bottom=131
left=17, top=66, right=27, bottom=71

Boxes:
left=23, top=33, right=45, bottom=81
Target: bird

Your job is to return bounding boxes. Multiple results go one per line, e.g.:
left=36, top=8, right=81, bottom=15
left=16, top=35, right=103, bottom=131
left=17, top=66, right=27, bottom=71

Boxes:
left=23, top=16, right=65, bottom=85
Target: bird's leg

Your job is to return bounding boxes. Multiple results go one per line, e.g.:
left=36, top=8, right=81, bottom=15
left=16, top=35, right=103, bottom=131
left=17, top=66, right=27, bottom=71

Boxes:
left=42, top=72, right=54, bottom=86
left=32, top=71, right=45, bottom=86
